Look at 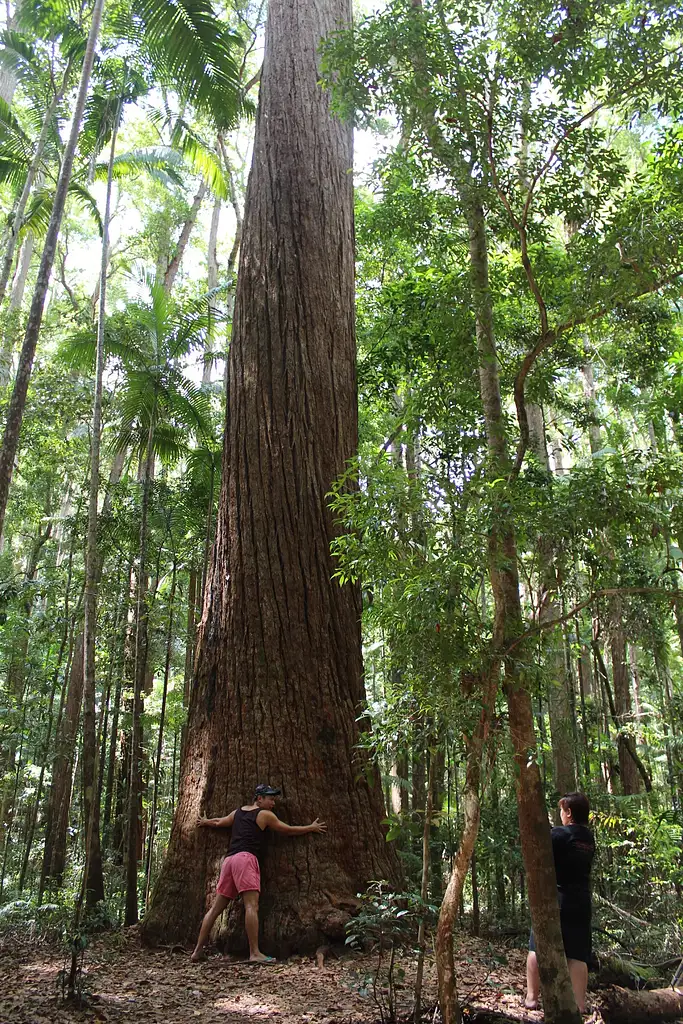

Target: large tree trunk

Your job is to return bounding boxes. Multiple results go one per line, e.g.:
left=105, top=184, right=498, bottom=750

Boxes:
left=142, top=0, right=400, bottom=954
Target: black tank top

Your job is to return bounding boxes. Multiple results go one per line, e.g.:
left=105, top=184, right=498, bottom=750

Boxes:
left=229, top=808, right=267, bottom=860
left=551, top=824, right=595, bottom=896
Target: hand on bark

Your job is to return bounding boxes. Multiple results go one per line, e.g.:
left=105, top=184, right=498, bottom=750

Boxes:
left=196, top=817, right=213, bottom=828
left=309, top=818, right=327, bottom=833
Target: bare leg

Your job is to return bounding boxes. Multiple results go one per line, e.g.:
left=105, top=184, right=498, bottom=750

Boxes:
left=525, top=951, right=540, bottom=1009
left=243, top=890, right=266, bottom=960
left=567, top=958, right=588, bottom=1013
left=191, top=894, right=230, bottom=961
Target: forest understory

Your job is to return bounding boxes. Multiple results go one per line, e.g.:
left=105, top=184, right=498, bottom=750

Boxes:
left=1, top=927, right=680, bottom=1024
left=0, top=928, right=558, bottom=1024
left=4, top=0, right=683, bottom=1022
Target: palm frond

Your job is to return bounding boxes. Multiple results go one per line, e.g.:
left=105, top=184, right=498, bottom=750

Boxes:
left=66, top=181, right=103, bottom=235
left=16, top=0, right=80, bottom=39
left=129, top=0, right=245, bottom=129
left=170, top=119, right=227, bottom=198
left=0, top=30, right=41, bottom=84
left=19, top=190, right=52, bottom=238
left=94, top=145, right=185, bottom=188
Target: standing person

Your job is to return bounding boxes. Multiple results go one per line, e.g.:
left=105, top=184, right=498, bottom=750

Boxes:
left=525, top=792, right=595, bottom=1013
left=191, top=784, right=327, bottom=962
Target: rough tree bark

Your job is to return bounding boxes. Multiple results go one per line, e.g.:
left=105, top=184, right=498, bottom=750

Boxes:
left=142, top=0, right=400, bottom=954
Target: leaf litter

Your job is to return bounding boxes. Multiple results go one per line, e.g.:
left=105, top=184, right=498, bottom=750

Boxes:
left=0, top=929, right=559, bottom=1023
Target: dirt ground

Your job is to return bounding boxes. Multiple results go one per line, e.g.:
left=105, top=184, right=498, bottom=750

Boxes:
left=0, top=929, right=549, bottom=1024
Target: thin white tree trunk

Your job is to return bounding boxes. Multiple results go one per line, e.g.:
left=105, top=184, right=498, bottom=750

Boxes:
left=0, top=0, right=106, bottom=538
left=203, top=196, right=221, bottom=385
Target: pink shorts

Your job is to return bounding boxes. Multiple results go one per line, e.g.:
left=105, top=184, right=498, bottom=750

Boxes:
left=216, top=851, right=261, bottom=898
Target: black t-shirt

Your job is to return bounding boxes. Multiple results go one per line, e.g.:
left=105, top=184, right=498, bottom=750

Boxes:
left=229, top=808, right=268, bottom=860
left=551, top=824, right=595, bottom=898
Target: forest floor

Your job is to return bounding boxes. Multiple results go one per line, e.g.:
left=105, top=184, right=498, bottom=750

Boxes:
left=0, top=928, right=597, bottom=1024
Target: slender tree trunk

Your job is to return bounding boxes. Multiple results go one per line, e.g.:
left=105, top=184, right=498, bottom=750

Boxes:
left=527, top=403, right=576, bottom=797
left=203, top=196, right=221, bottom=385
left=9, top=233, right=34, bottom=313
left=144, top=561, right=177, bottom=906
left=435, top=671, right=496, bottom=1024
left=18, top=661, right=62, bottom=891
left=125, top=430, right=155, bottom=924
left=143, top=0, right=400, bottom=953
left=429, top=745, right=445, bottom=900
left=414, top=749, right=436, bottom=1024
left=0, top=520, right=53, bottom=836
left=40, top=633, right=85, bottom=893
left=0, top=4, right=18, bottom=105
left=163, top=182, right=207, bottom=293
left=0, top=700, right=27, bottom=897
left=609, top=603, right=641, bottom=795
left=0, top=0, right=105, bottom=538
left=81, top=96, right=121, bottom=910
left=465, top=199, right=580, bottom=1024
left=183, top=564, right=198, bottom=710
left=0, top=234, right=35, bottom=386
left=0, top=74, right=70, bottom=310
left=200, top=460, right=215, bottom=608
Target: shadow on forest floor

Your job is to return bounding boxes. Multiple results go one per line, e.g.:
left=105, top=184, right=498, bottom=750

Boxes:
left=0, top=928, right=574, bottom=1023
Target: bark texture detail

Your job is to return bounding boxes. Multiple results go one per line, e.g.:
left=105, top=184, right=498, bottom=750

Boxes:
left=142, top=0, right=400, bottom=954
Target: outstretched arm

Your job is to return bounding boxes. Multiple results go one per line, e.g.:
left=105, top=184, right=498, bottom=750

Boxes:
left=197, top=810, right=236, bottom=829
left=258, top=811, right=327, bottom=835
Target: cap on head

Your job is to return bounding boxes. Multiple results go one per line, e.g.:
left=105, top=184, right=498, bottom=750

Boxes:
left=254, top=783, right=281, bottom=798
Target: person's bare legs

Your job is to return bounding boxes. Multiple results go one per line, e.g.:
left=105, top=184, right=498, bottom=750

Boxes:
left=525, top=951, right=540, bottom=1009
left=243, top=890, right=269, bottom=961
left=191, top=894, right=230, bottom=961
left=567, top=958, right=588, bottom=1013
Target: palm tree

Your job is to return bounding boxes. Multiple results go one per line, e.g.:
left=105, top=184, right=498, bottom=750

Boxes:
left=0, top=0, right=246, bottom=539
left=0, top=0, right=105, bottom=544
left=73, top=275, right=215, bottom=922
left=0, top=32, right=77, bottom=308
left=82, top=56, right=152, bottom=909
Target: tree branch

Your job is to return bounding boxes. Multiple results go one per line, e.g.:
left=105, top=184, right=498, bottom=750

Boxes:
left=510, top=266, right=683, bottom=478
left=503, top=586, right=678, bottom=657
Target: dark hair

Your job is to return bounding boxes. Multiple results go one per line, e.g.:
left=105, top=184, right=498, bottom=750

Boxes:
left=559, top=792, right=590, bottom=825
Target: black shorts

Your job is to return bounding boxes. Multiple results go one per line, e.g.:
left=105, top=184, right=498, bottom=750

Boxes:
left=529, top=910, right=592, bottom=965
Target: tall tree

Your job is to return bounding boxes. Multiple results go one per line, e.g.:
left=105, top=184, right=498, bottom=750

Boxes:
left=143, top=0, right=400, bottom=954
left=0, top=0, right=106, bottom=539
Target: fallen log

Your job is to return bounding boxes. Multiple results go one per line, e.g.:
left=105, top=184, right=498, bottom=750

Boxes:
left=597, top=985, right=683, bottom=1022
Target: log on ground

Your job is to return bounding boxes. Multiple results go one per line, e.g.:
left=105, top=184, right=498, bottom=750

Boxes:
left=596, top=985, right=683, bottom=1022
